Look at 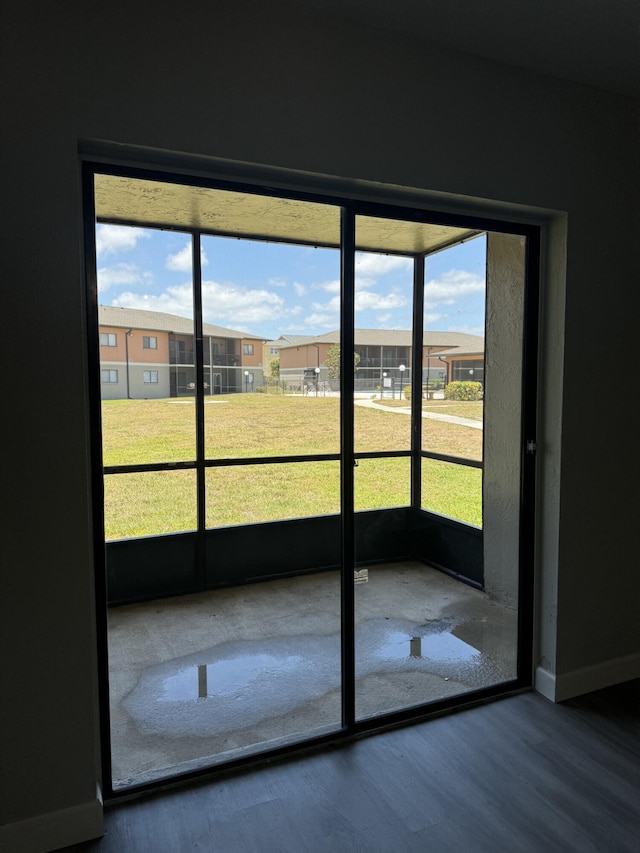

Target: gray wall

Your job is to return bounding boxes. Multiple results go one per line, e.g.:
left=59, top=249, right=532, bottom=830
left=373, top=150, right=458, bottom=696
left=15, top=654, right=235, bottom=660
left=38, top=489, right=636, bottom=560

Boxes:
left=1, top=1, right=639, bottom=848
left=128, top=366, right=171, bottom=400
left=99, top=365, right=171, bottom=399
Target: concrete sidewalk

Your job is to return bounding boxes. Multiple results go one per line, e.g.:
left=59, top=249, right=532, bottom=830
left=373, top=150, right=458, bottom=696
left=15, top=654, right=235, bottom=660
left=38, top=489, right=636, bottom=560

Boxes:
left=354, top=398, right=483, bottom=430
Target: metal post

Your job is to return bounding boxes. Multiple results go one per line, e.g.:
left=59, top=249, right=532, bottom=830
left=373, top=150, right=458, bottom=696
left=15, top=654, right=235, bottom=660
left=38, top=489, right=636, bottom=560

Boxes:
left=340, top=206, right=356, bottom=731
left=412, top=255, right=425, bottom=509
left=192, top=232, right=206, bottom=589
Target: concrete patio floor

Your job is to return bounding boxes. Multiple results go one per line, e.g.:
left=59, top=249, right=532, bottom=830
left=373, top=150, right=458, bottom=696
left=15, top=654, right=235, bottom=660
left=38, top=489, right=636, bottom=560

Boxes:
left=107, top=561, right=517, bottom=789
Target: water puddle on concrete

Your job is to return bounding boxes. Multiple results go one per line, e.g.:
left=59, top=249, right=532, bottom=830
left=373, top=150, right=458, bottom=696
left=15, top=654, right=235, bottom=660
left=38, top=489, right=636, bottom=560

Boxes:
left=373, top=629, right=478, bottom=663
left=122, top=617, right=503, bottom=738
left=162, top=654, right=305, bottom=701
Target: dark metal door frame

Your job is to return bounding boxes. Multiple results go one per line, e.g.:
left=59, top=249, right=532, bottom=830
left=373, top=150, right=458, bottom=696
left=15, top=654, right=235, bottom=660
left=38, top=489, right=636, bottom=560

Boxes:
left=83, top=160, right=539, bottom=799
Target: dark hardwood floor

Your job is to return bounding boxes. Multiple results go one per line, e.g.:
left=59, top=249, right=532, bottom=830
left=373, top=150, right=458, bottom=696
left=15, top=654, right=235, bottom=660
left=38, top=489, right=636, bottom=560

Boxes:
left=60, top=680, right=640, bottom=852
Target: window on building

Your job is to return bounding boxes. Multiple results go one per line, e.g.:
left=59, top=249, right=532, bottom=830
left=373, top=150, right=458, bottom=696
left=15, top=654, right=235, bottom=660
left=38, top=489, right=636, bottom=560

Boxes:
left=144, top=371, right=159, bottom=383
left=452, top=359, right=485, bottom=386
left=102, top=369, right=118, bottom=383
left=143, top=336, right=157, bottom=349
left=100, top=333, right=117, bottom=347
left=243, top=344, right=254, bottom=355
left=269, top=347, right=279, bottom=355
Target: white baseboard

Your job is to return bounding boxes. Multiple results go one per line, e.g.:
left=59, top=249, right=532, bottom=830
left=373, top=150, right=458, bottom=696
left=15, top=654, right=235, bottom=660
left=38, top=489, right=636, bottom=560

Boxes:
left=0, top=795, right=103, bottom=853
left=535, top=652, right=640, bottom=703
left=534, top=665, right=557, bottom=701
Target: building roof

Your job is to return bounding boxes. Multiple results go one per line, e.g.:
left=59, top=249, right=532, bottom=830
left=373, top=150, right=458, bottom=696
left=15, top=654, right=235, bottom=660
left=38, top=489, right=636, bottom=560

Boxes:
left=433, top=345, right=485, bottom=357
left=98, top=305, right=264, bottom=341
left=276, top=329, right=484, bottom=352
left=271, top=334, right=322, bottom=346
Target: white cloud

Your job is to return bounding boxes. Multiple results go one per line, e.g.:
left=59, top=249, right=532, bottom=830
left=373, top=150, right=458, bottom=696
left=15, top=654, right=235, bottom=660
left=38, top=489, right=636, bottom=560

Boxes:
left=311, top=297, right=339, bottom=313
left=315, top=258, right=412, bottom=299
left=201, top=280, right=287, bottom=325
left=111, top=286, right=193, bottom=319
left=446, top=322, right=485, bottom=336
left=112, top=278, right=300, bottom=329
left=376, top=313, right=392, bottom=324
left=98, top=263, right=153, bottom=293
left=96, top=224, right=150, bottom=256
left=268, top=277, right=287, bottom=288
left=355, top=253, right=412, bottom=276
left=165, top=243, right=208, bottom=272
left=356, top=290, right=406, bottom=311
left=424, top=269, right=485, bottom=309
left=314, top=279, right=340, bottom=294
left=310, top=287, right=407, bottom=318
left=304, top=312, right=337, bottom=329
left=293, top=282, right=307, bottom=296
left=424, top=312, right=445, bottom=326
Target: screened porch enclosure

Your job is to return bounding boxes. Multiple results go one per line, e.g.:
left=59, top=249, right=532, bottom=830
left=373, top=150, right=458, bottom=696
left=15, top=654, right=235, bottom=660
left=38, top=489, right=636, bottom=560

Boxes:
left=89, top=167, right=534, bottom=794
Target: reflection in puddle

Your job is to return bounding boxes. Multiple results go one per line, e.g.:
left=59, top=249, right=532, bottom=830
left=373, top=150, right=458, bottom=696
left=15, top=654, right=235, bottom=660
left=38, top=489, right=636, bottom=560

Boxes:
left=123, top=617, right=503, bottom=737
left=373, top=629, right=478, bottom=663
left=162, top=654, right=304, bottom=701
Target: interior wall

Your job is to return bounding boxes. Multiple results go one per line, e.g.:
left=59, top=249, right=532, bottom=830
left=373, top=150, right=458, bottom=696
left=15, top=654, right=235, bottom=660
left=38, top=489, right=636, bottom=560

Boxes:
left=1, top=0, right=639, bottom=847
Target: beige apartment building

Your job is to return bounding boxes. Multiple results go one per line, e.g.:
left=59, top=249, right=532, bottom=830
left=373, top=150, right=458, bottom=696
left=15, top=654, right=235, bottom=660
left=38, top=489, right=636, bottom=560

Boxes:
left=271, top=329, right=484, bottom=392
left=98, top=306, right=264, bottom=398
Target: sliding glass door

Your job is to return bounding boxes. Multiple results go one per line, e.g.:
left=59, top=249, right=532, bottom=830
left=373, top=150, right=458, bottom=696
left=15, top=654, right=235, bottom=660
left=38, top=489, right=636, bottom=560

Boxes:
left=87, top=166, right=537, bottom=795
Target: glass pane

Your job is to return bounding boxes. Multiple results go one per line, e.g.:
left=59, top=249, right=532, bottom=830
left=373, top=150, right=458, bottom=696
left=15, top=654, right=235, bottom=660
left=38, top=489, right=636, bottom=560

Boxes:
left=423, top=235, right=485, bottom=464
left=421, top=458, right=482, bottom=527
left=201, top=234, right=341, bottom=459
left=351, top=223, right=520, bottom=725
left=109, top=569, right=342, bottom=788
left=104, top=470, right=197, bottom=540
left=354, top=457, right=410, bottom=512
left=206, top=461, right=340, bottom=527
left=354, top=395, right=411, bottom=454
left=421, top=406, right=483, bottom=462
left=354, top=561, right=518, bottom=720
left=352, top=234, right=414, bottom=454
left=101, top=192, right=345, bottom=791
left=203, top=392, right=340, bottom=461
left=97, top=224, right=195, bottom=464
left=101, top=399, right=197, bottom=467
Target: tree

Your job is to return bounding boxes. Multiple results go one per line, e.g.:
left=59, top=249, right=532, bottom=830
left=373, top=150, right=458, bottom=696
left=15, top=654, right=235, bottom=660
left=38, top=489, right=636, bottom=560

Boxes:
left=324, top=344, right=360, bottom=381
left=270, top=357, right=280, bottom=380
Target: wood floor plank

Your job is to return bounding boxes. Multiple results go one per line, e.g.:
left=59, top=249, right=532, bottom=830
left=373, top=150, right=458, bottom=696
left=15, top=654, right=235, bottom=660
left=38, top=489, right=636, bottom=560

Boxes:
left=58, top=681, right=640, bottom=853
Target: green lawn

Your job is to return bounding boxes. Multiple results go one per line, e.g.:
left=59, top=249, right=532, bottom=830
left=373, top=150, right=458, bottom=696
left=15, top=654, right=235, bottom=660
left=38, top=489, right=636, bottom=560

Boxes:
left=102, top=395, right=482, bottom=539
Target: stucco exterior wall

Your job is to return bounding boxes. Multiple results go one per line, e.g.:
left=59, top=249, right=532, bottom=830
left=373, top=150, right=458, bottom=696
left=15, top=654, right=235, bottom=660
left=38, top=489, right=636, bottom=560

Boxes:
left=483, top=233, right=526, bottom=607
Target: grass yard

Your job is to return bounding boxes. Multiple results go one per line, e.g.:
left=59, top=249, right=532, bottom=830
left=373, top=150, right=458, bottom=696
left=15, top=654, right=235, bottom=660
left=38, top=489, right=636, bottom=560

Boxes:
left=102, top=395, right=482, bottom=539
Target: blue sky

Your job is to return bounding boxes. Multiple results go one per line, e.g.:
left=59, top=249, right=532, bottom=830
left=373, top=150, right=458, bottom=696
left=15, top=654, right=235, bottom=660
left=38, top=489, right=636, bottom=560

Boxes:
left=96, top=224, right=486, bottom=341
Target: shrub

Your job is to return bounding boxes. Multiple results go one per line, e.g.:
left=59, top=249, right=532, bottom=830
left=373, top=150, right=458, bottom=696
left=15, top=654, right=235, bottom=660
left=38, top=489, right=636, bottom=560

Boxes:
left=444, top=381, right=483, bottom=401
left=403, top=385, right=411, bottom=400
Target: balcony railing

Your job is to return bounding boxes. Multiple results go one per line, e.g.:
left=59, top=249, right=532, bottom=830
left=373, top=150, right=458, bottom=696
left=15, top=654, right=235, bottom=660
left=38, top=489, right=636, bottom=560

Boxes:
left=357, top=358, right=410, bottom=369
left=207, top=354, right=240, bottom=367
left=170, top=352, right=240, bottom=367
